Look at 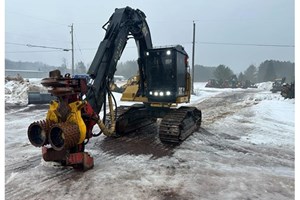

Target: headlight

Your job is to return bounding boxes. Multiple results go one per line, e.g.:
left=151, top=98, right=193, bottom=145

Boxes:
left=154, top=92, right=158, bottom=96
left=166, top=91, right=171, bottom=96
left=166, top=50, right=171, bottom=55
left=149, top=91, right=153, bottom=95
left=146, top=52, right=149, bottom=56
left=159, top=92, right=164, bottom=96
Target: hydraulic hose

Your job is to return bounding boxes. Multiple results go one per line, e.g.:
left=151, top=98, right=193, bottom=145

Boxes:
left=92, top=88, right=106, bottom=137
left=96, top=85, right=118, bottom=137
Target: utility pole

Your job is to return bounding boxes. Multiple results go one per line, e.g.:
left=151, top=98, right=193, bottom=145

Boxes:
left=192, top=21, right=196, bottom=94
left=70, top=23, right=74, bottom=76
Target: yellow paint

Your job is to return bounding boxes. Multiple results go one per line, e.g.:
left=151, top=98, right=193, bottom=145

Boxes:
left=120, top=84, right=148, bottom=102
left=46, top=100, right=59, bottom=122
left=121, top=84, right=139, bottom=101
left=176, top=96, right=189, bottom=103
left=46, top=100, right=87, bottom=144
left=67, top=101, right=87, bottom=144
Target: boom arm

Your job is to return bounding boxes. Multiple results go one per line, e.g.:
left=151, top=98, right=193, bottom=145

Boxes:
left=86, top=6, right=153, bottom=114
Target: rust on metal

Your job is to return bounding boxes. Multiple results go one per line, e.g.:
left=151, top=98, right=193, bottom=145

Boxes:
left=42, top=146, right=67, bottom=162
left=27, top=120, right=55, bottom=147
left=67, top=152, right=94, bottom=171
left=49, top=122, right=81, bottom=151
left=56, top=101, right=71, bottom=122
left=41, top=77, right=87, bottom=97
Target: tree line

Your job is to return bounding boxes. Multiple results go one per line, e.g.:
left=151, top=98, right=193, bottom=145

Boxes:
left=5, top=58, right=88, bottom=75
left=5, top=58, right=294, bottom=83
left=213, top=60, right=294, bottom=83
left=114, top=60, right=295, bottom=83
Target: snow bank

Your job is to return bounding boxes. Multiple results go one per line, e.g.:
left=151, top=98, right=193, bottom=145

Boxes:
left=241, top=98, right=294, bottom=146
left=5, top=78, right=47, bottom=106
left=256, top=81, right=273, bottom=91
left=252, top=92, right=287, bottom=101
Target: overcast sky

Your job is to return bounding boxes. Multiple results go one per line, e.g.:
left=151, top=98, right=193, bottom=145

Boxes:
left=5, top=0, right=295, bottom=73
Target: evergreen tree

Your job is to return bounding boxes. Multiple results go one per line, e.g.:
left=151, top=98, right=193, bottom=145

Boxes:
left=115, top=60, right=138, bottom=78
left=213, top=64, right=233, bottom=81
left=244, top=64, right=257, bottom=82
left=238, top=72, right=245, bottom=82
left=262, top=61, right=276, bottom=81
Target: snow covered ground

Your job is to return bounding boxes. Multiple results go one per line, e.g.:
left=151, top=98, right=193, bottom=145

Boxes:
left=5, top=80, right=295, bottom=200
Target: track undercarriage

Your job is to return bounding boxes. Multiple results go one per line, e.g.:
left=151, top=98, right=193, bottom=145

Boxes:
left=107, top=105, right=202, bottom=143
left=159, top=107, right=202, bottom=143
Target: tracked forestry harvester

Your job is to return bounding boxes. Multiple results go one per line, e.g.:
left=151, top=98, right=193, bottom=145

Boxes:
left=27, top=7, right=202, bottom=170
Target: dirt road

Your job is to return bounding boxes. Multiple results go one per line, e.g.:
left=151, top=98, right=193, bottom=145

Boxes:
left=5, top=89, right=294, bottom=200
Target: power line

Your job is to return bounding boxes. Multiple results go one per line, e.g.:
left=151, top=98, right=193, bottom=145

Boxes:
left=6, top=40, right=294, bottom=56
left=5, top=42, right=26, bottom=46
left=5, top=42, right=71, bottom=51
left=6, top=50, right=64, bottom=53
left=27, top=44, right=70, bottom=51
